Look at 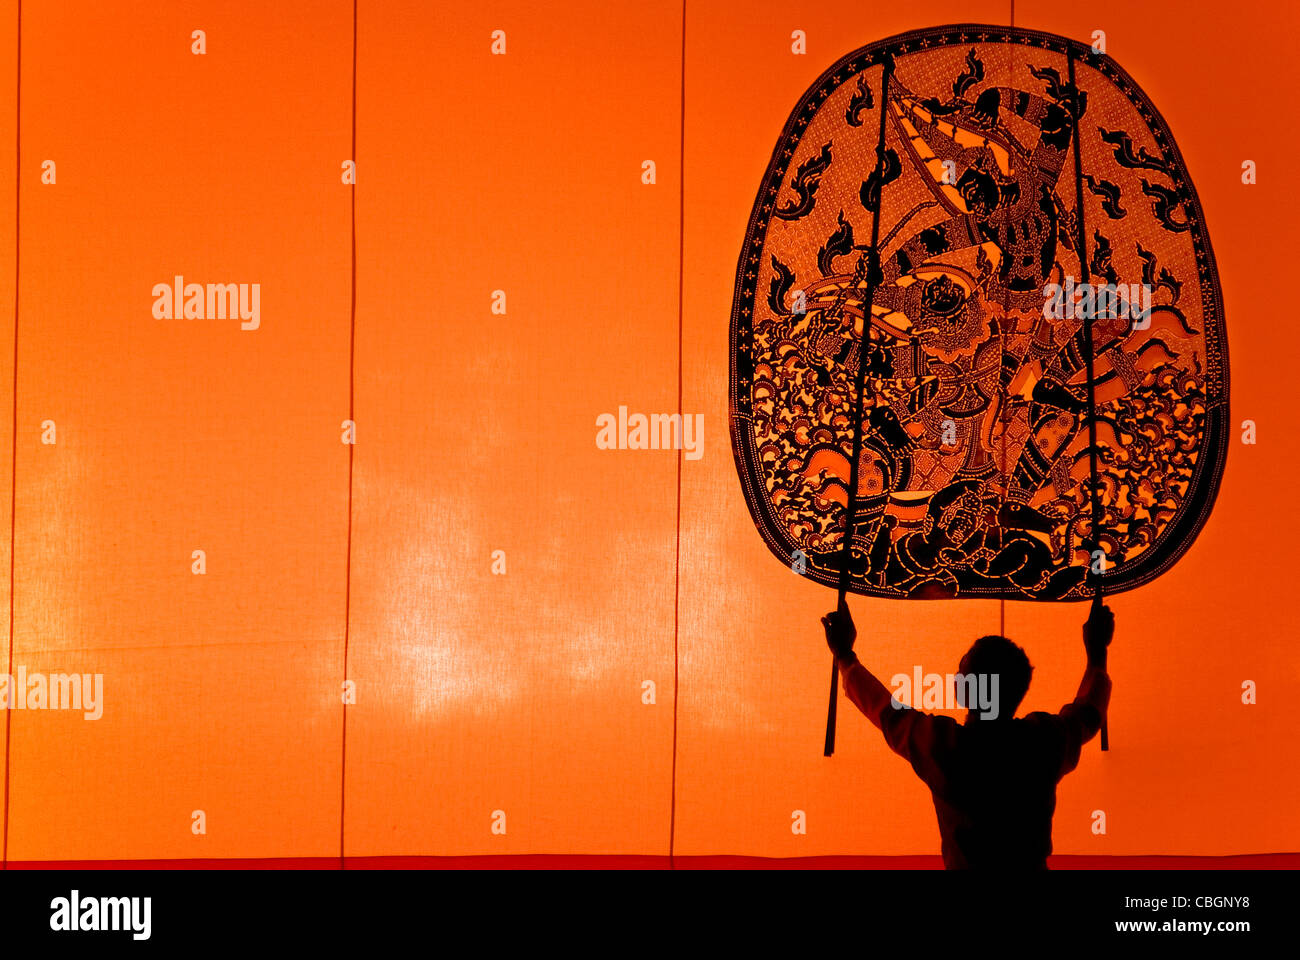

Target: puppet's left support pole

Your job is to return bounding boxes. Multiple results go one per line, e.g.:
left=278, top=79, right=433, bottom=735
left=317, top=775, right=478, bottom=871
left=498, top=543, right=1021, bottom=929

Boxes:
left=826, top=56, right=894, bottom=757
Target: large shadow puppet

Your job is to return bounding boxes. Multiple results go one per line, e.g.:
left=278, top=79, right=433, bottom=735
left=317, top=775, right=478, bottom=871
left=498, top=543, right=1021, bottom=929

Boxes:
left=732, top=29, right=1226, bottom=600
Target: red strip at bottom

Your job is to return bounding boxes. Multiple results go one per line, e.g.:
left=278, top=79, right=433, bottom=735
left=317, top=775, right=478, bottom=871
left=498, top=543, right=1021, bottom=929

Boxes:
left=4, top=853, right=1296, bottom=870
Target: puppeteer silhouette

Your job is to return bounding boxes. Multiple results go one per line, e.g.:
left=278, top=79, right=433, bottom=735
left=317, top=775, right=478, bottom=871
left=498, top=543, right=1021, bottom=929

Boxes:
left=822, top=601, right=1112, bottom=869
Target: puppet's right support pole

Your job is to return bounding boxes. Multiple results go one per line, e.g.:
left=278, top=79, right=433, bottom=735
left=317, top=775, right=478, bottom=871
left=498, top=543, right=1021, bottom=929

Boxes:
left=1068, top=48, right=1109, bottom=752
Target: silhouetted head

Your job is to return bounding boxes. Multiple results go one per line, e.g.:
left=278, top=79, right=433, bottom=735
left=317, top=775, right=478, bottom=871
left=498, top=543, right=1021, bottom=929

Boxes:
left=958, top=635, right=1032, bottom=721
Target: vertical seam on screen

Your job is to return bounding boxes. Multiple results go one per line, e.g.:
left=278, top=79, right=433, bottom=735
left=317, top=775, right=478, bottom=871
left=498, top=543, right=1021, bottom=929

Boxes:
left=2, top=0, right=19, bottom=872
left=668, top=0, right=685, bottom=871
left=339, top=0, right=358, bottom=871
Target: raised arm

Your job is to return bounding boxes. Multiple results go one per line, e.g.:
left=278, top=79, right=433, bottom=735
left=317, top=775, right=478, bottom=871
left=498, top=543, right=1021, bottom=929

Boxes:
left=823, top=604, right=896, bottom=726
left=1041, top=600, right=1114, bottom=778
left=1075, top=599, right=1114, bottom=735
left=822, top=603, right=953, bottom=775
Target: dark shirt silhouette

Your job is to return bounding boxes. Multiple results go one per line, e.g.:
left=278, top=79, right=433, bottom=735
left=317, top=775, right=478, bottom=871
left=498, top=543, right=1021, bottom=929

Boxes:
left=823, top=602, right=1112, bottom=870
